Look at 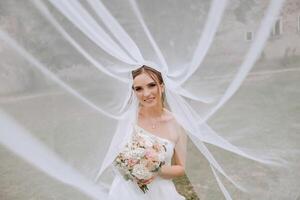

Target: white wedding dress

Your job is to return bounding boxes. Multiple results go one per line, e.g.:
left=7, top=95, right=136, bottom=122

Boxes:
left=108, top=125, right=186, bottom=200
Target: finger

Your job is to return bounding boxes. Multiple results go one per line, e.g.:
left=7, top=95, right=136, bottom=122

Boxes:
left=143, top=178, right=152, bottom=183
left=144, top=178, right=154, bottom=184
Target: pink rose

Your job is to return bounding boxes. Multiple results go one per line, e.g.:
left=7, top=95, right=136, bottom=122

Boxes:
left=145, top=149, right=156, bottom=159
left=128, top=159, right=138, bottom=167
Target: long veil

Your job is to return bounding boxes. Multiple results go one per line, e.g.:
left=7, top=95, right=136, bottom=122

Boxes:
left=0, top=0, right=299, bottom=199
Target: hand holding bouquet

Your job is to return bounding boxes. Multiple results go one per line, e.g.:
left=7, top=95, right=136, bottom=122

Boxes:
left=114, top=133, right=167, bottom=193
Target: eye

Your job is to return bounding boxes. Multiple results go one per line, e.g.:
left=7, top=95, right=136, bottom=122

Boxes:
left=134, top=87, right=142, bottom=92
left=148, top=82, right=156, bottom=87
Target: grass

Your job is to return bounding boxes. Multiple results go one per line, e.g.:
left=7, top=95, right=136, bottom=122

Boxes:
left=173, top=174, right=200, bottom=200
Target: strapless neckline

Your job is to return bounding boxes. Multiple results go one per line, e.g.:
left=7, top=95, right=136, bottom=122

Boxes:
left=134, top=124, right=176, bottom=146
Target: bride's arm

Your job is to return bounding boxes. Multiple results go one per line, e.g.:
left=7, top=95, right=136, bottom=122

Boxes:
left=158, top=149, right=185, bottom=179
left=159, top=127, right=187, bottom=179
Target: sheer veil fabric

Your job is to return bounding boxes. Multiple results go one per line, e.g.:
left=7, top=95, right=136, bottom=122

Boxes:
left=0, top=0, right=299, bottom=200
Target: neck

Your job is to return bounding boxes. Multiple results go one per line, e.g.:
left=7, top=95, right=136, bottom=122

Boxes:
left=139, top=104, right=164, bottom=118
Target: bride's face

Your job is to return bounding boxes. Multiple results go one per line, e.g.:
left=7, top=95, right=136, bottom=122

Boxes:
left=133, top=72, right=164, bottom=108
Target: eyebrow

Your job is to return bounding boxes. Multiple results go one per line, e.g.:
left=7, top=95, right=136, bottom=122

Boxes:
left=147, top=81, right=156, bottom=85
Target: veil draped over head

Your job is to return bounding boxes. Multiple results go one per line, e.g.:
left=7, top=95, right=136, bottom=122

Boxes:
left=0, top=0, right=299, bottom=199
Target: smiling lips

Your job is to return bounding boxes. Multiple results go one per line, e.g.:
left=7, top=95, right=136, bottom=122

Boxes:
left=144, top=97, right=155, bottom=102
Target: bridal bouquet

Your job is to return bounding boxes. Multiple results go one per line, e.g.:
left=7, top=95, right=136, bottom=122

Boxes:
left=114, top=132, right=167, bottom=193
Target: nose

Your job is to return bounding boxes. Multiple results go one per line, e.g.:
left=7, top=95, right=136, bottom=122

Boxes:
left=143, top=88, right=151, bottom=97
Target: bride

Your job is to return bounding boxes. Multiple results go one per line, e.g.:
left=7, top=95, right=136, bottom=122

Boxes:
left=108, top=65, right=187, bottom=200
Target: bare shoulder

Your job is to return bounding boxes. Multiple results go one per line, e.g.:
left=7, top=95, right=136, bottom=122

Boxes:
left=162, top=109, right=179, bottom=125
left=163, top=109, right=186, bottom=131
left=162, top=108, right=174, bottom=120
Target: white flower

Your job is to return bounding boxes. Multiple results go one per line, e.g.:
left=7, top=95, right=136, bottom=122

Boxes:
left=144, top=139, right=153, bottom=148
left=127, top=147, right=145, bottom=159
left=132, top=164, right=152, bottom=180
